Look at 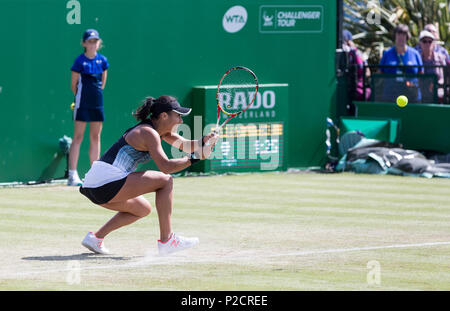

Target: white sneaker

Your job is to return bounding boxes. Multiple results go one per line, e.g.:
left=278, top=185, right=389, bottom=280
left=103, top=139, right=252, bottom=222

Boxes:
left=81, top=232, right=110, bottom=255
left=67, top=176, right=83, bottom=186
left=158, top=233, right=199, bottom=255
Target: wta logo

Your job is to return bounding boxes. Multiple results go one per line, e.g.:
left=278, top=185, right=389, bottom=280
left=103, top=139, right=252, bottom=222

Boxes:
left=223, top=5, right=248, bottom=33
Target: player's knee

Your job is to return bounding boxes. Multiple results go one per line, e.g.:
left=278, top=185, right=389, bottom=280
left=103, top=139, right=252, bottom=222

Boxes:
left=154, top=172, right=172, bottom=187
left=133, top=199, right=151, bottom=217
left=140, top=204, right=151, bottom=217
left=135, top=207, right=150, bottom=218
left=162, top=174, right=173, bottom=190
left=165, top=174, right=173, bottom=185
left=142, top=171, right=173, bottom=191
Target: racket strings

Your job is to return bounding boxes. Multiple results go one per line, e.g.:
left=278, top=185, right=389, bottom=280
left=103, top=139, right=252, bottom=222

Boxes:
left=218, top=69, right=258, bottom=115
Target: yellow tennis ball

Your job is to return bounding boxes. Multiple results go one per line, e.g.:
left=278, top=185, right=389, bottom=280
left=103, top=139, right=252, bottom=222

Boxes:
left=396, top=95, right=408, bottom=107
left=70, top=102, right=75, bottom=110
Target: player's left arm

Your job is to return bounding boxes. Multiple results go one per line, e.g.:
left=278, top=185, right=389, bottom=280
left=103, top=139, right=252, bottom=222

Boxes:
left=162, top=132, right=216, bottom=153
left=161, top=132, right=200, bottom=153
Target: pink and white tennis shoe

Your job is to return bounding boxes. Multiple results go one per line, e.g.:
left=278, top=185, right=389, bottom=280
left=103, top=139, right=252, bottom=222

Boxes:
left=158, top=233, right=199, bottom=255
left=81, top=232, right=110, bottom=255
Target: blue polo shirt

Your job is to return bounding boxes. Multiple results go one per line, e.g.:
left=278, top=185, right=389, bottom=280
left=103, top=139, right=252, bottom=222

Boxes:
left=379, top=46, right=423, bottom=74
left=379, top=47, right=423, bottom=102
left=71, top=53, right=109, bottom=109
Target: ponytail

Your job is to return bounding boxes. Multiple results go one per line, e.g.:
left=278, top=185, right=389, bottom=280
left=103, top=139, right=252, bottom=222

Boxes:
left=133, top=95, right=179, bottom=121
left=133, top=96, right=155, bottom=121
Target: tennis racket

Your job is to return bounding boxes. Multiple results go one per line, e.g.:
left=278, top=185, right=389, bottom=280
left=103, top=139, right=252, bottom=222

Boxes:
left=206, top=66, right=259, bottom=145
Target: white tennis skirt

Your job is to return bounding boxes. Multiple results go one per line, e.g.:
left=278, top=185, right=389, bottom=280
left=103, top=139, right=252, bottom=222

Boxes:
left=83, top=161, right=130, bottom=188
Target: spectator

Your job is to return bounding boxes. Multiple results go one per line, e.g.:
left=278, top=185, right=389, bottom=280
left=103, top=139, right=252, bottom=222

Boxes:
left=418, top=30, right=447, bottom=103
left=422, top=24, right=450, bottom=104
left=423, top=24, right=450, bottom=62
left=379, top=24, right=423, bottom=102
left=342, top=29, right=369, bottom=104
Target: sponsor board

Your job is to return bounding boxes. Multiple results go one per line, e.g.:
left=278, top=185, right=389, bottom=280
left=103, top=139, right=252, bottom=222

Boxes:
left=191, top=84, right=288, bottom=172
left=259, top=5, right=323, bottom=33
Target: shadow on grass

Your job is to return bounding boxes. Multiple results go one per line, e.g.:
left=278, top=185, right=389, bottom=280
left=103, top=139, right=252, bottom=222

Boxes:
left=21, top=253, right=131, bottom=261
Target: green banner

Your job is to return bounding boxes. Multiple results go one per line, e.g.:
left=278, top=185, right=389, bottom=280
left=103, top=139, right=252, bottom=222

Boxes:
left=0, top=0, right=336, bottom=182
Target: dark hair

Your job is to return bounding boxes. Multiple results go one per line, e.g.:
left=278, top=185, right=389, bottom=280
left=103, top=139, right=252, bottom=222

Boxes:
left=394, top=24, right=411, bottom=40
left=133, top=95, right=177, bottom=121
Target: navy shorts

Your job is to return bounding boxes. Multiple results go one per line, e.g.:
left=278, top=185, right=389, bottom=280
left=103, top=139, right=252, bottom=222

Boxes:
left=79, top=177, right=127, bottom=205
left=75, top=107, right=104, bottom=122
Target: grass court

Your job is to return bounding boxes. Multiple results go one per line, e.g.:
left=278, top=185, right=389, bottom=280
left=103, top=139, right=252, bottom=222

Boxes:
left=0, top=172, right=449, bottom=290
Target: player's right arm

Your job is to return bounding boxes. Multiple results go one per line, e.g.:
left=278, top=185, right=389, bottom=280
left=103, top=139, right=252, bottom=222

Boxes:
left=71, top=71, right=80, bottom=96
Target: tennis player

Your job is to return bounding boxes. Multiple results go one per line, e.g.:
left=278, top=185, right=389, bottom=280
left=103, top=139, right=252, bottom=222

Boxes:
left=79, top=95, right=215, bottom=255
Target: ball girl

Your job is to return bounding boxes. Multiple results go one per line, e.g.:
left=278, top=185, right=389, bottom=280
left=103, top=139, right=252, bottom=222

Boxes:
left=68, top=29, right=109, bottom=186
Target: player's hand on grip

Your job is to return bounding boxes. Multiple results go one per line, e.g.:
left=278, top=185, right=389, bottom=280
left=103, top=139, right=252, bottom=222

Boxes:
left=200, top=144, right=214, bottom=159
left=189, top=134, right=216, bottom=164
left=200, top=134, right=217, bottom=159
left=204, top=131, right=219, bottom=147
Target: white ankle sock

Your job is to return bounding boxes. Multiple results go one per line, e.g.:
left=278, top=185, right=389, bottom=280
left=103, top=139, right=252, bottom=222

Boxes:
left=69, top=170, right=79, bottom=179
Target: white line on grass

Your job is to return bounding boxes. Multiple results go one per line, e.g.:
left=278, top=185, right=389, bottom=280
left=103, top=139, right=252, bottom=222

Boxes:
left=266, top=241, right=450, bottom=257
left=5, top=241, right=450, bottom=278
